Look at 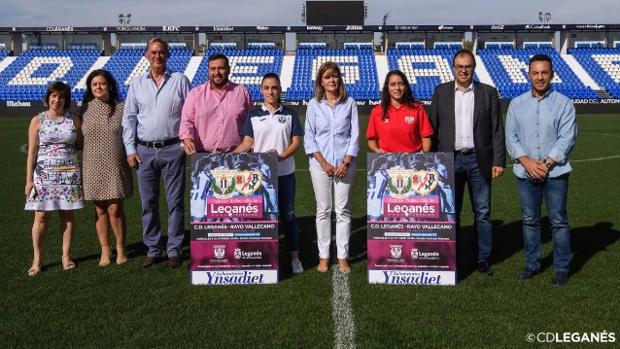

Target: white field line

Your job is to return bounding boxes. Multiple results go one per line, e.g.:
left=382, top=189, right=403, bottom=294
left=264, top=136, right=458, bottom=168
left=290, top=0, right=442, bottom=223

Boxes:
left=332, top=268, right=357, bottom=349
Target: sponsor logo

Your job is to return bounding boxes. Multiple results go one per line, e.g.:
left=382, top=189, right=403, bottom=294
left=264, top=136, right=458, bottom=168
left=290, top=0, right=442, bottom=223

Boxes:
left=256, top=26, right=270, bottom=30
left=369, top=100, right=381, bottom=106
left=7, top=101, right=31, bottom=107
left=213, top=245, right=226, bottom=259
left=576, top=24, right=605, bottom=29
left=405, top=116, right=415, bottom=124
left=438, top=25, right=454, bottom=30
left=346, top=25, right=363, bottom=31
left=306, top=25, right=323, bottom=31
left=491, top=25, right=505, bottom=30
left=389, top=245, right=403, bottom=259
left=525, top=24, right=551, bottom=30
left=115, top=26, right=147, bottom=31
left=234, top=170, right=263, bottom=195
left=204, top=270, right=266, bottom=285
left=162, top=26, right=180, bottom=31
left=213, top=26, right=234, bottom=31
left=411, top=248, right=440, bottom=260
left=46, top=26, right=74, bottom=31
left=395, top=25, right=418, bottom=30
left=234, top=248, right=263, bottom=260
left=383, top=270, right=443, bottom=285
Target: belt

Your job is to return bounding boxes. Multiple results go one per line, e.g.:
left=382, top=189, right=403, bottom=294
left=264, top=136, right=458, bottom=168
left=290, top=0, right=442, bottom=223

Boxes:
left=455, top=148, right=475, bottom=155
left=137, top=137, right=180, bottom=149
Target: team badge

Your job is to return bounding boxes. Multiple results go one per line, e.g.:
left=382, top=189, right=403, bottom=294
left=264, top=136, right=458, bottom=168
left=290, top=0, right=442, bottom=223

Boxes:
left=410, top=170, right=439, bottom=195
left=411, top=248, right=419, bottom=260
left=234, top=248, right=242, bottom=260
left=213, top=245, right=226, bottom=259
left=210, top=169, right=237, bottom=198
left=234, top=170, right=263, bottom=195
left=405, top=116, right=415, bottom=124
left=390, top=245, right=403, bottom=259
left=386, top=169, right=412, bottom=198
left=277, top=116, right=287, bottom=123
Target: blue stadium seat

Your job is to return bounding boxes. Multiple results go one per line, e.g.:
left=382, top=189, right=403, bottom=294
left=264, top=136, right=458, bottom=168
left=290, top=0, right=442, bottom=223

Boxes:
left=569, top=47, right=620, bottom=98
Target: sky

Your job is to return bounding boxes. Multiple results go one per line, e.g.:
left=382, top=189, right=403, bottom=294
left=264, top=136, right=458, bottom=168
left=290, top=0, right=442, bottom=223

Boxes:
left=1, top=0, right=618, bottom=26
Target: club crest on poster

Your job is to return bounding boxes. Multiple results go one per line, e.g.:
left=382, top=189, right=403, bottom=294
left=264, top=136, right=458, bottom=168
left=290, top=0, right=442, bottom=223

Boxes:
left=189, top=153, right=279, bottom=285
left=367, top=152, right=457, bottom=286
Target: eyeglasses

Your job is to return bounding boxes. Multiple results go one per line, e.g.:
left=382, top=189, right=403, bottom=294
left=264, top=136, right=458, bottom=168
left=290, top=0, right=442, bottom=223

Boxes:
left=454, top=65, right=475, bottom=72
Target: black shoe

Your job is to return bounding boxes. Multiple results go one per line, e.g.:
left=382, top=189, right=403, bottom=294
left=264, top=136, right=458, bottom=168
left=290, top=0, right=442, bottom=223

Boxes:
left=143, top=256, right=159, bottom=268
left=168, top=256, right=182, bottom=269
left=477, top=261, right=493, bottom=276
left=518, top=268, right=540, bottom=280
left=551, top=272, right=569, bottom=286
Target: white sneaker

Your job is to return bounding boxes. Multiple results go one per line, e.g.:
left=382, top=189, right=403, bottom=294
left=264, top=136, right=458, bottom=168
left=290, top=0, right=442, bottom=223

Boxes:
left=291, top=258, right=304, bottom=274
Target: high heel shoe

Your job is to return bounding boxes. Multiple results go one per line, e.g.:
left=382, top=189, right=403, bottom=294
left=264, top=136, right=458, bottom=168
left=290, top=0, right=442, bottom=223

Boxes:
left=62, top=255, right=76, bottom=270
left=116, top=245, right=128, bottom=265
left=99, top=246, right=112, bottom=267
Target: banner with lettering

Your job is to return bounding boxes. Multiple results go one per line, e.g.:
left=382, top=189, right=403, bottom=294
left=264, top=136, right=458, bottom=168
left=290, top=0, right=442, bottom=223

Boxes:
left=190, top=153, right=278, bottom=285
left=367, top=152, right=456, bottom=286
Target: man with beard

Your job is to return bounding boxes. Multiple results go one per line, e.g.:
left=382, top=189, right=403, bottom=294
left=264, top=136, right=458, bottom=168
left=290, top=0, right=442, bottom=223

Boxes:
left=179, top=53, right=253, bottom=153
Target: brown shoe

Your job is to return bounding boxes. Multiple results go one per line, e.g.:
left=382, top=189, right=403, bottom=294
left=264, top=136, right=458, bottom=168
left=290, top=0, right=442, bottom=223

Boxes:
left=317, top=258, right=329, bottom=273
left=338, top=259, right=351, bottom=273
left=168, top=256, right=182, bottom=269
left=143, top=256, right=159, bottom=268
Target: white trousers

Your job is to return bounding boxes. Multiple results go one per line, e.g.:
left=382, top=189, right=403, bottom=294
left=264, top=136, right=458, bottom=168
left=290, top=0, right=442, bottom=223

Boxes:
left=309, top=166, right=356, bottom=260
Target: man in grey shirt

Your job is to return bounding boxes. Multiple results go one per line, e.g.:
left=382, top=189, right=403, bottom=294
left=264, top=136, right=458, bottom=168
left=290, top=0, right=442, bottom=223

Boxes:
left=122, top=37, right=191, bottom=269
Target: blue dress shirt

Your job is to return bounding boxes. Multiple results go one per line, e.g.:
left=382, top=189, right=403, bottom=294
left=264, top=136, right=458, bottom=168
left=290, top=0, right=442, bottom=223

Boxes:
left=304, top=96, right=360, bottom=171
left=505, top=89, right=577, bottom=179
left=122, top=70, right=191, bottom=155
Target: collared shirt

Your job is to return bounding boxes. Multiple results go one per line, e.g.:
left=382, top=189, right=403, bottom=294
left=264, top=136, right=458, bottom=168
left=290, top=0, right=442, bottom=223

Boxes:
left=179, top=81, right=252, bottom=152
left=241, top=104, right=304, bottom=176
left=304, top=96, right=360, bottom=171
left=366, top=102, right=434, bottom=152
left=454, top=82, right=475, bottom=150
left=122, top=70, right=190, bottom=155
left=505, top=89, right=577, bottom=178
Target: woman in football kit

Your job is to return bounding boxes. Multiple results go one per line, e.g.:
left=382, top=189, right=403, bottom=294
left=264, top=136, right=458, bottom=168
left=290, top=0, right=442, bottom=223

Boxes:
left=366, top=70, right=434, bottom=153
left=234, top=73, right=305, bottom=274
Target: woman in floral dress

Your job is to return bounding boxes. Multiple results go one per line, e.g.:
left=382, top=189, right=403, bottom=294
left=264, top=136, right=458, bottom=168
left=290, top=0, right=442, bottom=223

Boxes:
left=25, top=82, right=84, bottom=276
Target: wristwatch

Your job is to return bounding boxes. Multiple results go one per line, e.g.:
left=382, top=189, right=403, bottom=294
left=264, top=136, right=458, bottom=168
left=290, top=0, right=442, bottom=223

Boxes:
left=542, top=158, right=552, bottom=168
left=343, top=161, right=351, bottom=168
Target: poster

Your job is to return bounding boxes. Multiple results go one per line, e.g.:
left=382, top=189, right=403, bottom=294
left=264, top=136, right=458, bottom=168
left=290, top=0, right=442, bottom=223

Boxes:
left=190, top=152, right=279, bottom=285
left=367, top=152, right=457, bottom=285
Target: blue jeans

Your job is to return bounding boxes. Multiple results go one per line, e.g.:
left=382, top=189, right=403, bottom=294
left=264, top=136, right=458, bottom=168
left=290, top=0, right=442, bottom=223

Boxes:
left=278, top=173, right=300, bottom=253
left=454, top=152, right=492, bottom=263
left=517, top=174, right=571, bottom=273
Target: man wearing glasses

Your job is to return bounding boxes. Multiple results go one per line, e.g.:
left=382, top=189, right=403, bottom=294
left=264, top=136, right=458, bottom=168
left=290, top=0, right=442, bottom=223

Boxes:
left=505, top=54, right=577, bottom=286
left=429, top=49, right=506, bottom=277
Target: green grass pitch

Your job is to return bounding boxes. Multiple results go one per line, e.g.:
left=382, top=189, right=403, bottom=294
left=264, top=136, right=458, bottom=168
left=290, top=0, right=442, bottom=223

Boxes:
left=1, top=114, right=619, bottom=348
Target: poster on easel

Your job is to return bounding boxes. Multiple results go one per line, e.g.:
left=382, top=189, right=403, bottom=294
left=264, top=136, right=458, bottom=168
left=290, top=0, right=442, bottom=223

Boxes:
left=190, top=152, right=278, bottom=285
left=367, top=152, right=456, bottom=286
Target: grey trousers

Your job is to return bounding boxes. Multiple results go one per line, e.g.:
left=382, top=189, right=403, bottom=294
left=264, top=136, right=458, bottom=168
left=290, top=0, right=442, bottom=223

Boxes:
left=136, top=143, right=185, bottom=258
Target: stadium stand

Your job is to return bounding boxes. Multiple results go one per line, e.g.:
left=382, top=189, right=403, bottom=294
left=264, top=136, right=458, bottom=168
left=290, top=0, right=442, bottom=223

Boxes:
left=387, top=48, right=480, bottom=100
left=97, top=46, right=192, bottom=100
left=191, top=48, right=284, bottom=101
left=286, top=47, right=379, bottom=100
left=477, top=47, right=599, bottom=98
left=0, top=47, right=100, bottom=101
left=570, top=47, right=620, bottom=98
